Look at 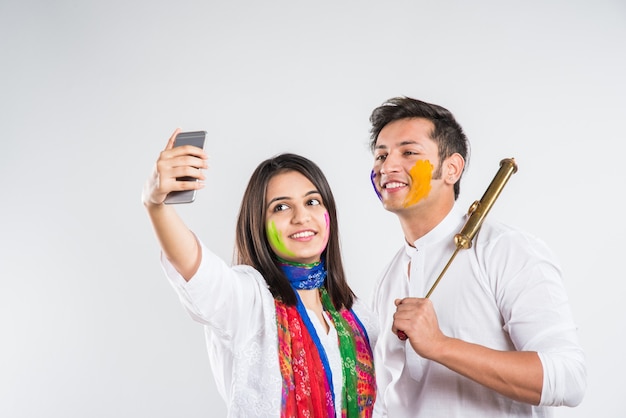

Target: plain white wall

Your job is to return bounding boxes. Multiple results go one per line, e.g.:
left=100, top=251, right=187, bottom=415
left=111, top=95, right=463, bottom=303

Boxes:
left=1, top=0, right=624, bottom=416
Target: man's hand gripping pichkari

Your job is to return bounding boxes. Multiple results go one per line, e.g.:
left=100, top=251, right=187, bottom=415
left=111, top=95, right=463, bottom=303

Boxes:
left=392, top=297, right=448, bottom=359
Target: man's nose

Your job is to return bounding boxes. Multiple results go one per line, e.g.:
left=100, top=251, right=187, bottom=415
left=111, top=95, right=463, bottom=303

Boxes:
left=380, top=153, right=401, bottom=174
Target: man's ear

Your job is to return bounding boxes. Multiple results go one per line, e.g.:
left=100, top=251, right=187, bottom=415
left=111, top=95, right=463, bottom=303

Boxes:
left=444, top=153, right=465, bottom=184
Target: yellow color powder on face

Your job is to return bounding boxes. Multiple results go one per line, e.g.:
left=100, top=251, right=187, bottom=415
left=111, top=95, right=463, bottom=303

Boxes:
left=403, top=160, right=434, bottom=207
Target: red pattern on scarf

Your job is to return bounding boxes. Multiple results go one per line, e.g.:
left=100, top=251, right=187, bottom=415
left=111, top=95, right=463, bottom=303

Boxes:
left=275, top=300, right=376, bottom=417
left=276, top=301, right=335, bottom=417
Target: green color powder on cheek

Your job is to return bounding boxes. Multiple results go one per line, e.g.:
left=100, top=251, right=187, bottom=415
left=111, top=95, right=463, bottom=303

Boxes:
left=266, top=220, right=295, bottom=256
left=403, top=160, right=434, bottom=207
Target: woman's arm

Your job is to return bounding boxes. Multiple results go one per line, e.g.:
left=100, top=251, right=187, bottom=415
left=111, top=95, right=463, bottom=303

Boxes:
left=142, top=128, right=208, bottom=280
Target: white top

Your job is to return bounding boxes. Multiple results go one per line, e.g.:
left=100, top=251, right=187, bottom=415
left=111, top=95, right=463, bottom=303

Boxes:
left=307, top=308, right=343, bottom=418
left=371, top=205, right=586, bottom=418
left=161, top=240, right=379, bottom=418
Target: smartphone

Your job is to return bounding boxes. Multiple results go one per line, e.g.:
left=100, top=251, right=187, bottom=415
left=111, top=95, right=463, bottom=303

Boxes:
left=164, top=130, right=207, bottom=204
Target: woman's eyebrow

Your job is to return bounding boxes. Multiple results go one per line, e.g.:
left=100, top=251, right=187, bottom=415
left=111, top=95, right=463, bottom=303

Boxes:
left=267, top=190, right=320, bottom=208
left=267, top=195, right=290, bottom=208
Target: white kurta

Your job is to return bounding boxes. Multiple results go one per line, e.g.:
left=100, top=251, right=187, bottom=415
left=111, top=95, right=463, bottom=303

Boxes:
left=372, top=206, right=586, bottom=418
left=161, top=240, right=379, bottom=417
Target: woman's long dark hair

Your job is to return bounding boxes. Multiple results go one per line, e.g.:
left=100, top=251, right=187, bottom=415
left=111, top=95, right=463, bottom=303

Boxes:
left=235, top=153, right=355, bottom=309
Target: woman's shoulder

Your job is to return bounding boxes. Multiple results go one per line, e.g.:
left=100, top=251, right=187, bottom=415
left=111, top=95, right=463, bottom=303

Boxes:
left=231, top=263, right=270, bottom=284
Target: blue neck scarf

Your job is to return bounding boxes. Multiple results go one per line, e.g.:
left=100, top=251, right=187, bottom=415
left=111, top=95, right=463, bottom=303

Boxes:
left=278, top=257, right=327, bottom=290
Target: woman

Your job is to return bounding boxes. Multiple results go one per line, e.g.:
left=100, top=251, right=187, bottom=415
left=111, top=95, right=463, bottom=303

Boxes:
left=142, top=129, right=377, bottom=417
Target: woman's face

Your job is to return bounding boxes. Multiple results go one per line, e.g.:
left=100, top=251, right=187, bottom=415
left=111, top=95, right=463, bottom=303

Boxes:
left=265, top=170, right=330, bottom=264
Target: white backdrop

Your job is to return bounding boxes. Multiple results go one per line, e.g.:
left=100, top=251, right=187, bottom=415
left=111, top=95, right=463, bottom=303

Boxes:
left=1, top=1, right=624, bottom=417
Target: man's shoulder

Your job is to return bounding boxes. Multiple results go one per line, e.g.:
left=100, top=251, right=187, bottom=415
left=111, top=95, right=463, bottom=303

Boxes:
left=382, top=245, right=407, bottom=268
left=373, top=245, right=406, bottom=284
left=474, top=218, right=557, bottom=262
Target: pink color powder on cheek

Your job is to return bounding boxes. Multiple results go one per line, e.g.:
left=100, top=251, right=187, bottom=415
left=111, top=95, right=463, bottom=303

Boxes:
left=320, top=211, right=330, bottom=253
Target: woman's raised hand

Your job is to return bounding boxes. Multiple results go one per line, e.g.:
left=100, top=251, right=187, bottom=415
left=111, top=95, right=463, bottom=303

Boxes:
left=142, top=128, right=209, bottom=206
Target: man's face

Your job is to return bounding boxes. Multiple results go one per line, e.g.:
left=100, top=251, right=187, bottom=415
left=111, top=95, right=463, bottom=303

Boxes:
left=371, top=117, right=440, bottom=213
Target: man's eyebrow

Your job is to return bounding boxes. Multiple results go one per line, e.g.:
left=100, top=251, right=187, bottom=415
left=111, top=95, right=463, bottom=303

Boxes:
left=375, top=140, right=420, bottom=150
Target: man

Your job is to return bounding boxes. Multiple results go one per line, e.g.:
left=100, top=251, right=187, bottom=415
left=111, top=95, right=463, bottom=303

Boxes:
left=368, top=96, right=586, bottom=417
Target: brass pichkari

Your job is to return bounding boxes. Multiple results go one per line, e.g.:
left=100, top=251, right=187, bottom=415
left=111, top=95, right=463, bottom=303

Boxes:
left=397, top=158, right=518, bottom=341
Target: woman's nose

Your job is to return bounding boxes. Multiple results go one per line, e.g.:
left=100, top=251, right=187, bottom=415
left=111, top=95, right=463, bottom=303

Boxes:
left=291, top=206, right=311, bottom=224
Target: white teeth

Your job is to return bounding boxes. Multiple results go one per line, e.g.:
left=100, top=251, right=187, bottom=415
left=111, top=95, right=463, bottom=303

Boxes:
left=291, top=231, right=315, bottom=239
left=385, top=182, right=407, bottom=189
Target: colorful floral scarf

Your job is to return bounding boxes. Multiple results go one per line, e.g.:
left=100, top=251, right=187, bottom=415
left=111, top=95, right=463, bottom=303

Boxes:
left=275, top=259, right=375, bottom=417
